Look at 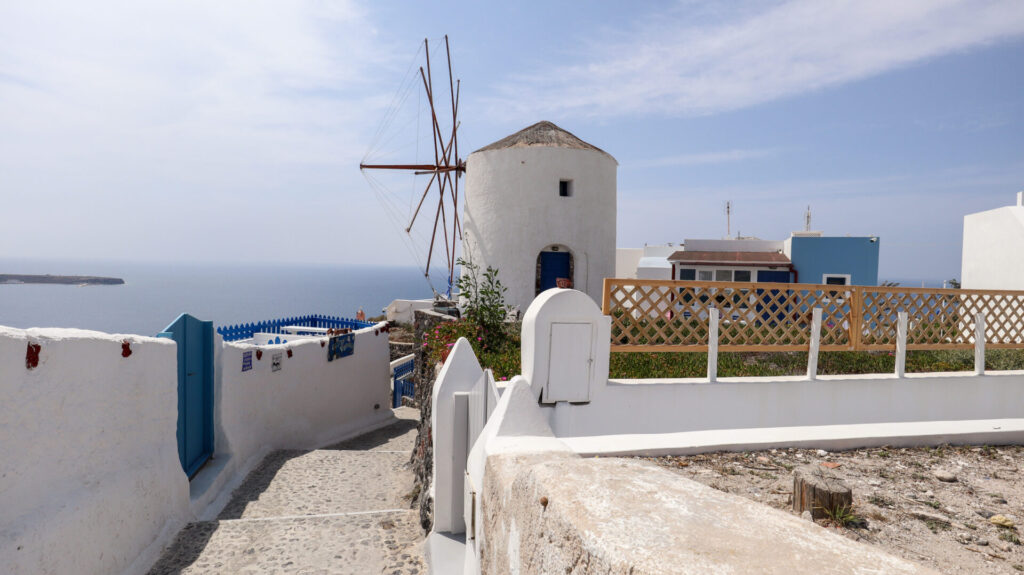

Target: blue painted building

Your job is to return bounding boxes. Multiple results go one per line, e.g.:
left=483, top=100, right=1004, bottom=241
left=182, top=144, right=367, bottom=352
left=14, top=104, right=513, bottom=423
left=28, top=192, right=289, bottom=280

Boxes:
left=786, top=234, right=880, bottom=286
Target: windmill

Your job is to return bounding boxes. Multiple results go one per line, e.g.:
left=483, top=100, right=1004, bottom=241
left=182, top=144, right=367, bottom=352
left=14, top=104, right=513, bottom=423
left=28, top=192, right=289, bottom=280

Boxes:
left=360, top=36, right=465, bottom=298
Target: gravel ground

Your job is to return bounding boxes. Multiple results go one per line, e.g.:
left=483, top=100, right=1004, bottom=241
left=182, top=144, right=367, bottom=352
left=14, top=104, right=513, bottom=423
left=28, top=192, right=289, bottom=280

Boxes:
left=638, top=445, right=1024, bottom=574
left=149, top=409, right=424, bottom=574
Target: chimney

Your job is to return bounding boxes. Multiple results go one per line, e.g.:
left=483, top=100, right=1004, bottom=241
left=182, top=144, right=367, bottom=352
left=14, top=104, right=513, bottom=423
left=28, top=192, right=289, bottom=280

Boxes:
left=1018, top=191, right=1023, bottom=207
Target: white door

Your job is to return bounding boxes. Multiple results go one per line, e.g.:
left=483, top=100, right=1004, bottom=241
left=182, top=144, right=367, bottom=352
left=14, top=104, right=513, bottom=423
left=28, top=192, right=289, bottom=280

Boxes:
left=546, top=322, right=593, bottom=402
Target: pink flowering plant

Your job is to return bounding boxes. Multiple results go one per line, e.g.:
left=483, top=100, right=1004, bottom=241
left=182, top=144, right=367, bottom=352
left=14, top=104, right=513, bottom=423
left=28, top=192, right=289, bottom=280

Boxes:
left=424, top=259, right=520, bottom=379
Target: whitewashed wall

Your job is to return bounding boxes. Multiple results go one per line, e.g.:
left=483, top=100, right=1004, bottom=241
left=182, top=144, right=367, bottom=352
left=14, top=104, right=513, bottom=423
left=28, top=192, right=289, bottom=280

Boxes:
left=0, top=326, right=189, bottom=575
left=0, top=321, right=394, bottom=575
left=386, top=299, right=434, bottom=324
left=614, top=248, right=642, bottom=279
left=215, top=323, right=393, bottom=481
left=463, top=146, right=617, bottom=313
left=962, top=195, right=1024, bottom=289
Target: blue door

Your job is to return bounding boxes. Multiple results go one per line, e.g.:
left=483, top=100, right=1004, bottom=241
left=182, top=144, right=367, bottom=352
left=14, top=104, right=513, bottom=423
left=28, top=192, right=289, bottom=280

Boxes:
left=539, top=251, right=571, bottom=292
left=158, top=314, right=214, bottom=478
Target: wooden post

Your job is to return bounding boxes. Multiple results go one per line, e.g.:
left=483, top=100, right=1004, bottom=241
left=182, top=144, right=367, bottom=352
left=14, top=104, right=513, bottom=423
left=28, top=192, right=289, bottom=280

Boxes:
left=807, top=307, right=822, bottom=381
left=849, top=286, right=863, bottom=351
left=707, top=308, right=719, bottom=382
left=895, top=311, right=908, bottom=378
left=793, top=464, right=853, bottom=520
left=975, top=312, right=986, bottom=376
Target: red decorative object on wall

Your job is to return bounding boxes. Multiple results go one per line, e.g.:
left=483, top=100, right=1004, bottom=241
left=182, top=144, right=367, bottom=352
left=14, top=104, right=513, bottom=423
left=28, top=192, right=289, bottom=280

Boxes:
left=121, top=340, right=132, bottom=358
left=556, top=277, right=573, bottom=289
left=26, top=342, right=41, bottom=369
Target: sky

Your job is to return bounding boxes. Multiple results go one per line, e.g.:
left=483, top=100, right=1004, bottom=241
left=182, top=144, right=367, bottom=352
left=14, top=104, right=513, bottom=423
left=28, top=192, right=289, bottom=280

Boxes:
left=1, top=0, right=1023, bottom=283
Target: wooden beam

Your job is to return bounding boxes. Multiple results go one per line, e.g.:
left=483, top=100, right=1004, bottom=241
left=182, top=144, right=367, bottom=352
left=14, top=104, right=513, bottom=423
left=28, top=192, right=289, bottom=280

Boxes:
left=360, top=163, right=442, bottom=171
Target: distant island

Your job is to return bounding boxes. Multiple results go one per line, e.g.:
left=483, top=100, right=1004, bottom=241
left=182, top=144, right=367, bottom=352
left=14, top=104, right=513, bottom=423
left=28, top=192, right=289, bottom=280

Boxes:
left=0, top=274, right=125, bottom=286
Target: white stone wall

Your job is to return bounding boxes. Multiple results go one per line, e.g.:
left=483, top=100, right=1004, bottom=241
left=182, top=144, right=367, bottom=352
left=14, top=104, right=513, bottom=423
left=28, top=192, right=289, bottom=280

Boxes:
left=462, top=146, right=617, bottom=314
left=559, top=373, right=1024, bottom=439
left=216, top=323, right=393, bottom=477
left=0, top=327, right=189, bottom=575
left=386, top=299, right=434, bottom=324
left=614, top=248, right=642, bottom=279
left=0, top=322, right=393, bottom=575
left=962, top=200, right=1024, bottom=289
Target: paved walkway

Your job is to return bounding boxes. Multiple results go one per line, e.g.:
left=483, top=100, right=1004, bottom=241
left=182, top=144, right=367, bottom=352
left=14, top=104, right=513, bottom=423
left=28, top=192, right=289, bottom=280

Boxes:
left=149, top=408, right=425, bottom=574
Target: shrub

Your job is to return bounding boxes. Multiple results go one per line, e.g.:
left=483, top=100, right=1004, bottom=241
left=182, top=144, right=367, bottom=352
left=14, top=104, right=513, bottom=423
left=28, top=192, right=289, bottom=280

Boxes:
left=421, top=260, right=520, bottom=380
left=455, top=257, right=511, bottom=347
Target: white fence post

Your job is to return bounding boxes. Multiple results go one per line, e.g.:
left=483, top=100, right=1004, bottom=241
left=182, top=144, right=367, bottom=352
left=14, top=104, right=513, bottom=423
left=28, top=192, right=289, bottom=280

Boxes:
left=895, top=311, right=908, bottom=378
left=807, top=308, right=822, bottom=381
left=451, top=392, right=470, bottom=534
left=975, top=312, right=986, bottom=376
left=707, top=308, right=719, bottom=382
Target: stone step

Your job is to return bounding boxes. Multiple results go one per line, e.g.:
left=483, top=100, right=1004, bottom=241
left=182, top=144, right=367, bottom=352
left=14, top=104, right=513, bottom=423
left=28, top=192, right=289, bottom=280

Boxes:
left=217, top=450, right=415, bottom=520
left=325, top=413, right=419, bottom=452
left=147, top=510, right=424, bottom=575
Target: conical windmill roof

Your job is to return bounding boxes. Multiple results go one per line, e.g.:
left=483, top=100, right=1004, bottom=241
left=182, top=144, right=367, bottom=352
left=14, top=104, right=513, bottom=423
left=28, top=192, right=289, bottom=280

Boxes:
left=473, top=121, right=616, bottom=161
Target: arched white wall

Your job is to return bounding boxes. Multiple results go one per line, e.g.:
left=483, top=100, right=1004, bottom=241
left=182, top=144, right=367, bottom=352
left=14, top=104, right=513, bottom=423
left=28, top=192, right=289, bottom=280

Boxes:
left=462, top=146, right=617, bottom=313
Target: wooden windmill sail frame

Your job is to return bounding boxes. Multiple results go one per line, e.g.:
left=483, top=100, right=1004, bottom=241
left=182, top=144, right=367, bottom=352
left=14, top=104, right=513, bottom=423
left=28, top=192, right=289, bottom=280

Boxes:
left=360, top=35, right=465, bottom=293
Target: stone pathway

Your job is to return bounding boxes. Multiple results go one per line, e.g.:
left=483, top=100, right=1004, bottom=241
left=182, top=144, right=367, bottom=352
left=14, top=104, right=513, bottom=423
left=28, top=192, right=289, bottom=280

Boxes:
left=148, top=408, right=425, bottom=574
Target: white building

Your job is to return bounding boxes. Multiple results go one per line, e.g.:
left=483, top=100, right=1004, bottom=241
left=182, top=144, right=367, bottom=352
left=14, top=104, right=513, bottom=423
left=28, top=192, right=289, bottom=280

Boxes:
left=962, top=192, right=1024, bottom=290
left=462, top=121, right=617, bottom=313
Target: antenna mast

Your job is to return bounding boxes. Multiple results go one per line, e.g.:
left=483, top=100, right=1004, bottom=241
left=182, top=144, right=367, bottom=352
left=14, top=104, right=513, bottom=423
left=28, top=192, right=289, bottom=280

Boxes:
left=725, top=201, right=732, bottom=238
left=804, top=205, right=812, bottom=232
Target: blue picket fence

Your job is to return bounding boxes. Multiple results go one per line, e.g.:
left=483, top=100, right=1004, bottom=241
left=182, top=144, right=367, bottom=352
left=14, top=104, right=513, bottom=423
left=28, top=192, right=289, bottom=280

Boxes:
left=392, top=356, right=416, bottom=408
left=217, top=314, right=375, bottom=342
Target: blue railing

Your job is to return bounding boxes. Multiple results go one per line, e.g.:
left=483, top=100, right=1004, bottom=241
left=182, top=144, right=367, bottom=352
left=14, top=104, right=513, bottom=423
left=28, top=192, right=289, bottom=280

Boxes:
left=392, top=356, right=416, bottom=408
left=217, top=314, right=375, bottom=342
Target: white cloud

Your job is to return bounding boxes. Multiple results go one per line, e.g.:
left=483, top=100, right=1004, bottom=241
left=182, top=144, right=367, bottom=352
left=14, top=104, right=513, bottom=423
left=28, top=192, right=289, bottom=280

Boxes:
left=490, top=0, right=1024, bottom=120
left=0, top=1, right=400, bottom=262
left=625, top=148, right=778, bottom=169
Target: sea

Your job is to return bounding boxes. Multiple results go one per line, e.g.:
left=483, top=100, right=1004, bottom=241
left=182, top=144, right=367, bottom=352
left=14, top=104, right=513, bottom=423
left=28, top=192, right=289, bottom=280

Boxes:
left=0, top=258, right=949, bottom=337
left=0, top=258, right=437, bottom=336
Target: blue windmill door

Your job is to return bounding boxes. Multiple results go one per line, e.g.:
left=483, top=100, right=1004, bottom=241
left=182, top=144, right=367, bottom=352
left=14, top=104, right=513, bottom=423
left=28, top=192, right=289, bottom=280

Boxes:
left=158, top=314, right=214, bottom=478
left=539, top=251, right=571, bottom=292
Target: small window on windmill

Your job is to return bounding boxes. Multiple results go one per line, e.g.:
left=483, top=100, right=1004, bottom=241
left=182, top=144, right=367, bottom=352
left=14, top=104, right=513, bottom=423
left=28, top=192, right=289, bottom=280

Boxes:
left=559, top=179, right=573, bottom=197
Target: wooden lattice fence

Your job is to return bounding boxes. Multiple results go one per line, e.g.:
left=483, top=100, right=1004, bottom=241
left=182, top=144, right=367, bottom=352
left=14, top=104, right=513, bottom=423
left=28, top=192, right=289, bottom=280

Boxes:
left=602, top=279, right=1024, bottom=352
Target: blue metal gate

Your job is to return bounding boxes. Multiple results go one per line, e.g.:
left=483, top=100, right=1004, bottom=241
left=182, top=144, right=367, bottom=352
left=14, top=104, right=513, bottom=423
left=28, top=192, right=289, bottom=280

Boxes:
left=158, top=314, right=214, bottom=478
left=539, top=251, right=571, bottom=292
left=392, top=356, right=416, bottom=408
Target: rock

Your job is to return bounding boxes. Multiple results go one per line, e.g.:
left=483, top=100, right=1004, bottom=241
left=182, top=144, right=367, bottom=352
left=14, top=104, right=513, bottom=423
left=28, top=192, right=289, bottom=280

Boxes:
left=976, top=509, right=995, bottom=519
left=934, top=470, right=957, bottom=482
left=801, top=510, right=813, bottom=522
left=992, top=497, right=1008, bottom=505
left=821, top=462, right=841, bottom=469
left=976, top=538, right=989, bottom=546
left=955, top=533, right=974, bottom=545
left=816, top=449, right=829, bottom=457
left=910, top=510, right=951, bottom=525
left=756, top=456, right=770, bottom=464
left=990, top=514, right=1015, bottom=528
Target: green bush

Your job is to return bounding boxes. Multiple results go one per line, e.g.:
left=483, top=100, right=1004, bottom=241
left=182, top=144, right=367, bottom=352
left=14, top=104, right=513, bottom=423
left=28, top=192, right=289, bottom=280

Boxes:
left=421, top=260, right=520, bottom=380
left=455, top=257, right=511, bottom=348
